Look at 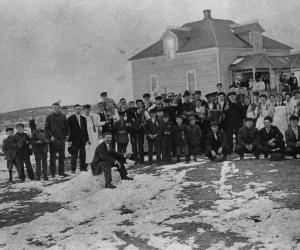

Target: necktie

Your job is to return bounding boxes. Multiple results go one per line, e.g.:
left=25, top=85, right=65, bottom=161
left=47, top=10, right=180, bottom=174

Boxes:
left=91, top=115, right=96, bottom=133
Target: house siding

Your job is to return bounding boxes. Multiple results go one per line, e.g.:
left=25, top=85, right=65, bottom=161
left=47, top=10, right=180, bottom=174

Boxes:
left=218, top=48, right=252, bottom=89
left=131, top=48, right=219, bottom=99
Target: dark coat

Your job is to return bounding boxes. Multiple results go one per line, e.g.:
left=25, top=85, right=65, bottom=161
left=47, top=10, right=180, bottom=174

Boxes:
left=237, top=126, right=259, bottom=147
left=45, top=112, right=69, bottom=141
left=145, top=118, right=161, bottom=141
left=14, top=132, right=32, bottom=157
left=258, top=125, right=284, bottom=147
left=224, top=101, right=244, bottom=129
left=114, top=118, right=129, bottom=144
left=91, top=141, right=125, bottom=175
left=31, top=129, right=48, bottom=155
left=2, top=136, right=18, bottom=161
left=160, top=121, right=173, bottom=146
left=285, top=126, right=300, bottom=148
left=188, top=124, right=201, bottom=146
left=98, top=111, right=114, bottom=134
left=173, top=123, right=189, bottom=146
left=206, top=130, right=227, bottom=152
left=67, top=114, right=89, bottom=147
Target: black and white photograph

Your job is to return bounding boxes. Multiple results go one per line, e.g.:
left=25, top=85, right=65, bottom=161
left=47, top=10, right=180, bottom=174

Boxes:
left=0, top=0, right=300, bottom=249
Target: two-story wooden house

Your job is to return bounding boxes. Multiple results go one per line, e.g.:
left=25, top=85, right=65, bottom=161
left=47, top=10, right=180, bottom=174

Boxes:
left=129, top=9, right=299, bottom=98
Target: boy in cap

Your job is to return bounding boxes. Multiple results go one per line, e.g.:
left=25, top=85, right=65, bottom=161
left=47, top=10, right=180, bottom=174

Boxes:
left=188, top=116, right=201, bottom=162
left=206, top=121, right=229, bottom=161
left=180, top=91, right=195, bottom=123
left=145, top=108, right=161, bottom=164
left=143, top=93, right=152, bottom=109
left=14, top=123, right=35, bottom=181
left=114, top=111, right=129, bottom=153
left=31, top=118, right=49, bottom=180
left=173, top=115, right=190, bottom=163
left=2, top=127, right=18, bottom=182
left=160, top=113, right=173, bottom=163
left=235, top=117, right=260, bottom=160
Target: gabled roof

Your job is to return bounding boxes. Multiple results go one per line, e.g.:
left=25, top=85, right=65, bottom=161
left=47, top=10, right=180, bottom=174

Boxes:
left=129, top=18, right=293, bottom=61
left=230, top=20, right=265, bottom=34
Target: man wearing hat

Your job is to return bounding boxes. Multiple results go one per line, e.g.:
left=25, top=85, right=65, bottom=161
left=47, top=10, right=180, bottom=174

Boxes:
left=2, top=127, right=18, bottom=182
left=145, top=108, right=161, bottom=164
left=205, top=121, right=229, bottom=161
left=100, top=91, right=117, bottom=118
left=92, top=132, right=133, bottom=189
left=235, top=118, right=261, bottom=159
left=114, top=111, right=129, bottom=153
left=180, top=90, right=195, bottom=124
left=132, top=99, right=150, bottom=164
left=223, top=91, right=244, bottom=153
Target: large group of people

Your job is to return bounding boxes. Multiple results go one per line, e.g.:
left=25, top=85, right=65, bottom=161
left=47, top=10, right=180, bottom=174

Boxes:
left=2, top=82, right=300, bottom=188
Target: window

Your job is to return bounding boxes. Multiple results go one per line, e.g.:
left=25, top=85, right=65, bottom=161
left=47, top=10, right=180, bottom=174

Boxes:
left=166, top=37, right=175, bottom=60
left=186, top=70, right=196, bottom=93
left=150, top=75, right=159, bottom=97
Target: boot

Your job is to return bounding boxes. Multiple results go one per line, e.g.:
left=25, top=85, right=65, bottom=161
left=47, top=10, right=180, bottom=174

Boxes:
left=193, top=155, right=197, bottom=162
left=105, top=183, right=117, bottom=189
left=176, top=156, right=181, bottom=163
left=8, top=170, right=12, bottom=183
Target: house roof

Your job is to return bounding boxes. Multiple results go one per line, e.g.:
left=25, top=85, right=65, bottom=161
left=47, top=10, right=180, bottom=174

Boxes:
left=129, top=18, right=293, bottom=61
left=229, top=54, right=292, bottom=69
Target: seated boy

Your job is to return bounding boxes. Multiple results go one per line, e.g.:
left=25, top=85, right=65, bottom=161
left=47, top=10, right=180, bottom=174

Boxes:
left=31, top=118, right=49, bottom=181
left=205, top=121, right=229, bottom=161
left=2, top=127, right=18, bottom=182
left=258, top=116, right=285, bottom=158
left=14, top=123, right=35, bottom=181
left=285, top=115, right=300, bottom=159
left=235, top=118, right=261, bottom=159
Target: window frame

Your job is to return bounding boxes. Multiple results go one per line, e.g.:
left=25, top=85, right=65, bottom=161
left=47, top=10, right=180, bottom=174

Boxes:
left=149, top=74, right=160, bottom=97
left=186, top=70, right=197, bottom=93
left=165, top=37, right=176, bottom=60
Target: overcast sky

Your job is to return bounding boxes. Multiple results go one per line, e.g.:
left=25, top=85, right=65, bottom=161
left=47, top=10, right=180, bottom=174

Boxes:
left=0, top=0, right=299, bottom=113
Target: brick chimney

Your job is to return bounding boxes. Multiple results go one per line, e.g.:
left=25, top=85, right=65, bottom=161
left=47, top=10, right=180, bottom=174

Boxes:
left=203, top=9, right=212, bottom=20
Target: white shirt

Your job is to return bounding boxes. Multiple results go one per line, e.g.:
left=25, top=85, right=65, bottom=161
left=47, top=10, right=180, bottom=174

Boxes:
left=76, top=114, right=81, bottom=127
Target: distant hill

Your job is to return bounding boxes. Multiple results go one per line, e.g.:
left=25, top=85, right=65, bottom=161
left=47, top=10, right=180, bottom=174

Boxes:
left=0, top=105, right=96, bottom=131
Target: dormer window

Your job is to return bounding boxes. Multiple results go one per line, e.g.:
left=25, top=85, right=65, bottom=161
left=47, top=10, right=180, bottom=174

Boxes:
left=166, top=37, right=176, bottom=60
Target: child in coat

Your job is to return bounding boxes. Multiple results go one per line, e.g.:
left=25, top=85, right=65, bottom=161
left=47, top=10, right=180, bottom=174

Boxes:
left=31, top=119, right=49, bottom=181
left=173, top=115, right=190, bottom=163
left=188, top=116, right=202, bottom=162
left=114, top=111, right=129, bottom=153
left=2, top=127, right=18, bottom=182
left=160, top=113, right=173, bottom=163
left=14, top=123, right=34, bottom=181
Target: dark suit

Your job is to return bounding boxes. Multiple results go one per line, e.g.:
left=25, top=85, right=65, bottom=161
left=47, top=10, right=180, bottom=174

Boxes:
left=285, top=126, right=300, bottom=157
left=68, top=114, right=89, bottom=171
left=145, top=118, right=161, bottom=163
left=205, top=130, right=229, bottom=160
left=236, top=126, right=261, bottom=157
left=258, top=125, right=285, bottom=156
left=92, top=142, right=128, bottom=184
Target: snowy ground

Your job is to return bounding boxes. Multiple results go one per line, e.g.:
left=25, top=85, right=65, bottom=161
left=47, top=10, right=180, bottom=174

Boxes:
left=0, top=154, right=299, bottom=250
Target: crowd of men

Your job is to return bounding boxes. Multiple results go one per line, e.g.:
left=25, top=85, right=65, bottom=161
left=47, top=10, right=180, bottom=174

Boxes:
left=2, top=82, right=300, bottom=188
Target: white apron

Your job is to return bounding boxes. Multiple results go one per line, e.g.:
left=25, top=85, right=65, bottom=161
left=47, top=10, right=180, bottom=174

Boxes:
left=83, top=113, right=101, bottom=164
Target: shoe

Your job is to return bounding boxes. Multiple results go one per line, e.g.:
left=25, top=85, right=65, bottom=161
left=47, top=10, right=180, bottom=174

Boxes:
left=43, top=177, right=49, bottom=181
left=36, top=177, right=41, bottom=181
left=80, top=169, right=88, bottom=172
left=105, top=183, right=117, bottom=189
left=240, top=156, right=244, bottom=160
left=51, top=174, right=55, bottom=178
left=255, top=155, right=260, bottom=159
left=59, top=173, right=69, bottom=178
left=194, top=155, right=197, bottom=162
left=121, top=176, right=134, bottom=181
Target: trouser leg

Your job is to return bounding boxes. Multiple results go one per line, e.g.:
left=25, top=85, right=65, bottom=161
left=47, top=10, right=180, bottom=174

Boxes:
left=155, top=140, right=161, bottom=162
left=118, top=163, right=128, bottom=179
left=49, top=145, right=57, bottom=176
left=70, top=147, right=79, bottom=172
left=41, top=153, right=48, bottom=179
left=79, top=145, right=87, bottom=171
left=130, top=134, right=138, bottom=161
left=35, top=154, right=42, bottom=179
left=137, top=133, right=144, bottom=163
left=24, top=155, right=34, bottom=180
left=58, top=145, right=65, bottom=175
left=148, top=140, right=153, bottom=162
left=102, top=162, right=112, bottom=184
